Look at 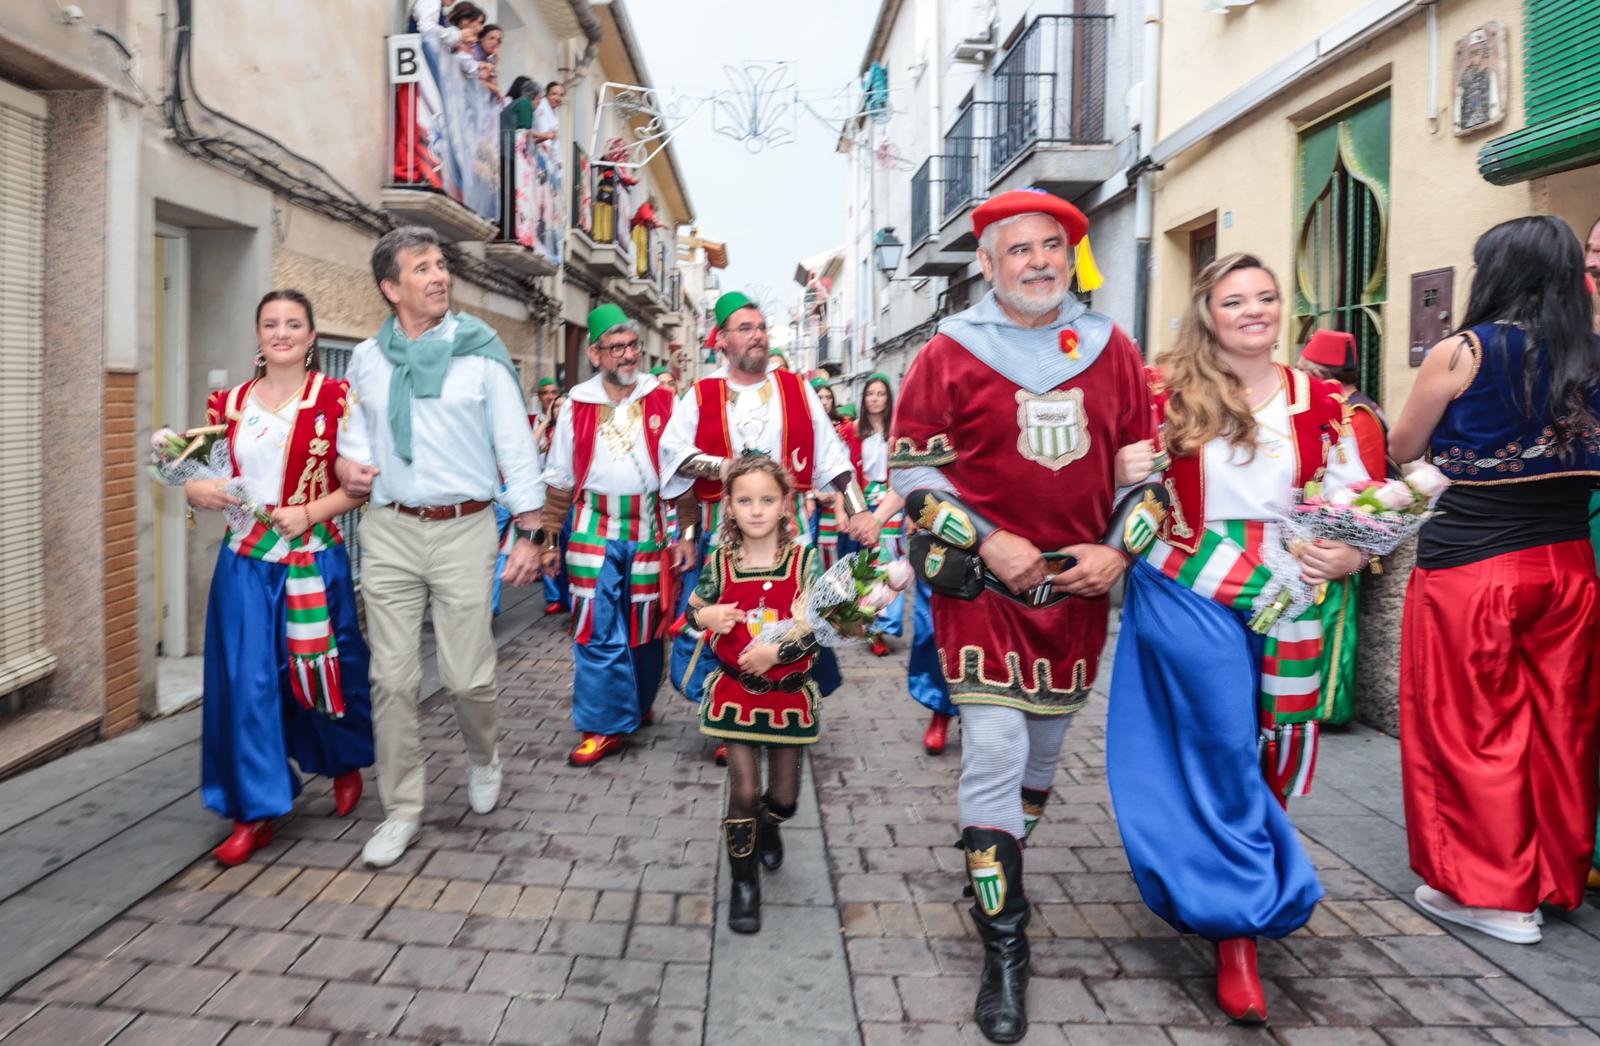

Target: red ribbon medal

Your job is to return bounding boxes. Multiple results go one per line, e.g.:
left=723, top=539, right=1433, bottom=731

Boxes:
left=1059, top=328, right=1081, bottom=360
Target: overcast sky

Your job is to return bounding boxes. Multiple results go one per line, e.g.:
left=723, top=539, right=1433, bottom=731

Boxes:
left=625, top=0, right=879, bottom=324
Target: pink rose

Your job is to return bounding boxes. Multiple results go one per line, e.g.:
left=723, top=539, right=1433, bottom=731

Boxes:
left=1402, top=461, right=1450, bottom=500
left=884, top=559, right=914, bottom=592
left=151, top=427, right=179, bottom=451
left=1374, top=479, right=1415, bottom=511
left=1328, top=487, right=1358, bottom=507
left=858, top=582, right=895, bottom=611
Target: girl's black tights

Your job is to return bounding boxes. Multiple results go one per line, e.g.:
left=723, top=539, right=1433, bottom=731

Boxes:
left=724, top=742, right=802, bottom=819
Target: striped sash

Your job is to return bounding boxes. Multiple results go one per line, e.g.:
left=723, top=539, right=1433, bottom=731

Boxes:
left=569, top=492, right=666, bottom=646
left=1143, top=521, right=1322, bottom=796
left=865, top=480, right=904, bottom=564
left=227, top=519, right=346, bottom=718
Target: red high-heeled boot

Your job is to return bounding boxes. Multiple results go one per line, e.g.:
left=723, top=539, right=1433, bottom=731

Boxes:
left=213, top=821, right=273, bottom=867
left=923, top=712, right=952, bottom=755
left=1214, top=938, right=1267, bottom=1023
left=333, top=771, right=363, bottom=817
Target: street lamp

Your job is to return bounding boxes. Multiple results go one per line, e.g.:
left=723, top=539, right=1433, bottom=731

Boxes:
left=873, top=227, right=904, bottom=275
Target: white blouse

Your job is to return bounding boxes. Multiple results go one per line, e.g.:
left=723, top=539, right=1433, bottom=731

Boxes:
left=861, top=431, right=889, bottom=484
left=232, top=391, right=295, bottom=509
left=1200, top=387, right=1369, bottom=522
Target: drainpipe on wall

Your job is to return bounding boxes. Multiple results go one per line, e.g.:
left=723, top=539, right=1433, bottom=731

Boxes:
left=1132, top=0, right=1162, bottom=353
left=564, top=0, right=604, bottom=84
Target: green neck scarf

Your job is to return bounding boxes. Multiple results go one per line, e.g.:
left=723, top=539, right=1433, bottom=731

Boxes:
left=376, top=312, right=518, bottom=463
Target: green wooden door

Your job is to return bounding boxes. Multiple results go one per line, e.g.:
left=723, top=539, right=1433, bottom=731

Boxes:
left=1294, top=93, right=1391, bottom=400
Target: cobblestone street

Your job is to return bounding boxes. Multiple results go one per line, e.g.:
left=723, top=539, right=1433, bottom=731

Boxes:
left=1, top=605, right=1598, bottom=1045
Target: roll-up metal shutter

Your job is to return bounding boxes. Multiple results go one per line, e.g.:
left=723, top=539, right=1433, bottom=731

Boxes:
left=0, top=78, right=56, bottom=696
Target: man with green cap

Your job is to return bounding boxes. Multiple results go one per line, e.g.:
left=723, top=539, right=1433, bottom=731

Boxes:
left=660, top=290, right=878, bottom=763
left=532, top=377, right=570, bottom=615
left=335, top=225, right=545, bottom=869
left=537, top=303, right=694, bottom=767
left=649, top=364, right=678, bottom=397
left=536, top=376, right=560, bottom=415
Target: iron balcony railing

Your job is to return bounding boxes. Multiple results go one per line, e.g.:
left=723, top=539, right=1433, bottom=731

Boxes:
left=990, top=14, right=1112, bottom=175
left=941, top=102, right=1000, bottom=222
left=911, top=158, right=933, bottom=246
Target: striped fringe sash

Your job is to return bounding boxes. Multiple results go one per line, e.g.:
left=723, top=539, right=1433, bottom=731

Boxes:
left=227, top=519, right=346, bottom=718
left=569, top=492, right=666, bottom=646
left=866, top=480, right=904, bottom=563
left=1143, top=521, right=1322, bottom=797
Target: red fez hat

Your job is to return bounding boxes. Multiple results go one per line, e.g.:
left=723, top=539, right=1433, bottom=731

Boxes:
left=971, top=189, right=1101, bottom=290
left=972, top=189, right=1088, bottom=244
left=1300, top=329, right=1358, bottom=370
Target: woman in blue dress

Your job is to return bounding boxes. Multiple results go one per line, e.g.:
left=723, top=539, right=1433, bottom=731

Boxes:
left=186, top=291, right=375, bottom=865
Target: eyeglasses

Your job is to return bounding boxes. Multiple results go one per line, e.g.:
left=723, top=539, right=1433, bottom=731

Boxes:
left=729, top=324, right=768, bottom=337
left=597, top=338, right=641, bottom=357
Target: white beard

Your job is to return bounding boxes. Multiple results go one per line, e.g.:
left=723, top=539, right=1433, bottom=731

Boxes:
left=995, top=280, right=1070, bottom=319
left=609, top=369, right=640, bottom=386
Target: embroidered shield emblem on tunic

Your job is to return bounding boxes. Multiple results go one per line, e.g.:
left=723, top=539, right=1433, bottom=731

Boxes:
left=1123, top=489, right=1166, bottom=555
left=967, top=844, right=1006, bottom=916
left=1015, top=388, right=1090, bottom=471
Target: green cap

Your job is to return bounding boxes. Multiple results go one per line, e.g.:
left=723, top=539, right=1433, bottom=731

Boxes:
left=714, top=291, right=756, bottom=328
left=587, top=303, right=629, bottom=344
left=537, top=377, right=557, bottom=388
left=649, top=365, right=669, bottom=376
left=768, top=349, right=788, bottom=359
left=837, top=404, right=857, bottom=419
left=809, top=377, right=827, bottom=390
left=867, top=372, right=891, bottom=386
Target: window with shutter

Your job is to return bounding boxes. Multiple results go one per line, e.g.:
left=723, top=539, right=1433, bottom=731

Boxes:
left=1479, top=0, right=1600, bottom=184
left=0, top=79, right=56, bottom=696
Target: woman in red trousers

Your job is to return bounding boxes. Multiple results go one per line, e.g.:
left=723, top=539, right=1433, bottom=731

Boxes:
left=1390, top=215, right=1600, bottom=944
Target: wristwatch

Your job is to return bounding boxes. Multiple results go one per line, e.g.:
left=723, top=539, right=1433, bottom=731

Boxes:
left=515, top=526, right=554, bottom=548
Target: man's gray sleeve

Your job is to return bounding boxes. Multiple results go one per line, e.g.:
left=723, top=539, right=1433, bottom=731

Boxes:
left=890, top=464, right=955, bottom=499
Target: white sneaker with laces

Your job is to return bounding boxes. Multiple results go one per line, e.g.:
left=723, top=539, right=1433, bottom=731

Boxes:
left=467, top=759, right=503, bottom=815
left=1413, top=884, right=1541, bottom=945
left=362, top=819, right=419, bottom=868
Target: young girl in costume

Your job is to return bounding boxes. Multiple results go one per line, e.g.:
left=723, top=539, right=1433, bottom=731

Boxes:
left=1390, top=215, right=1600, bottom=944
left=686, top=455, right=824, bottom=933
left=186, top=291, right=374, bottom=866
left=1107, top=255, right=1368, bottom=1023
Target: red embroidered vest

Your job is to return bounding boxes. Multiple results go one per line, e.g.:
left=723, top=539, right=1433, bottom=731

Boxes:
left=707, top=546, right=814, bottom=685
left=691, top=369, right=817, bottom=500
left=569, top=385, right=675, bottom=495
left=1152, top=364, right=1347, bottom=554
left=206, top=373, right=348, bottom=506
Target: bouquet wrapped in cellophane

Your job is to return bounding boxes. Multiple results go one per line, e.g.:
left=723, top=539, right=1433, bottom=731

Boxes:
left=1249, top=462, right=1451, bottom=633
left=756, top=552, right=914, bottom=648
left=149, top=425, right=274, bottom=533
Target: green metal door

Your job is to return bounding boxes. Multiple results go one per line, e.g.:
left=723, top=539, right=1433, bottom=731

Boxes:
left=1295, top=93, right=1391, bottom=401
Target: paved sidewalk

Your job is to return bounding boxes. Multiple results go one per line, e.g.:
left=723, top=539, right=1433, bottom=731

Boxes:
left=815, top=630, right=1600, bottom=1045
left=3, top=596, right=1600, bottom=1044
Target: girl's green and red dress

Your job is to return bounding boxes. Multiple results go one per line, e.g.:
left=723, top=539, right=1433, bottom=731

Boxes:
left=697, top=544, right=823, bottom=746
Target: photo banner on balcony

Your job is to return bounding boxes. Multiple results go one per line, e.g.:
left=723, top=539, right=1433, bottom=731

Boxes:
left=389, top=16, right=500, bottom=223
left=512, top=131, right=564, bottom=266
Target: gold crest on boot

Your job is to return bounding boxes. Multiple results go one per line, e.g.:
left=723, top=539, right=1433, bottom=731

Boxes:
left=967, top=844, right=1007, bottom=917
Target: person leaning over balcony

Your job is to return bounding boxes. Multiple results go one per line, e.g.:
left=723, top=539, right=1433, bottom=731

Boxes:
left=593, top=137, right=636, bottom=244
left=334, top=226, right=546, bottom=869
left=530, top=80, right=563, bottom=145
left=1389, top=215, right=1600, bottom=946
left=186, top=290, right=374, bottom=867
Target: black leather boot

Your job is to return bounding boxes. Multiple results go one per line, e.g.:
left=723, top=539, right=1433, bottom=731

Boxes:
left=725, top=818, right=760, bottom=934
left=963, top=826, right=1029, bottom=1043
left=756, top=794, right=796, bottom=872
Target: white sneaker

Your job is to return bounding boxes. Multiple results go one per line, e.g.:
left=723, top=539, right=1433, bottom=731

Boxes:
left=362, top=819, right=419, bottom=868
left=1413, top=884, right=1542, bottom=945
left=467, top=759, right=503, bottom=815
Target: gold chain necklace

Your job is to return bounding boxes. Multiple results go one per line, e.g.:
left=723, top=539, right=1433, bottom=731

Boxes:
left=598, top=400, right=644, bottom=456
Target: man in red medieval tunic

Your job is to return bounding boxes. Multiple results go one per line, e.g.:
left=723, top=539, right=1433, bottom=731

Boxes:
left=890, top=190, right=1155, bottom=1043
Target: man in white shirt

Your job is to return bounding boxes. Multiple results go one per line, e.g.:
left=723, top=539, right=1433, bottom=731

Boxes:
left=659, top=291, right=879, bottom=748
left=337, top=225, right=545, bottom=868
left=539, top=305, right=693, bottom=767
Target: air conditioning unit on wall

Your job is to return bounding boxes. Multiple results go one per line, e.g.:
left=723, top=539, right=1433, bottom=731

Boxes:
left=953, top=1, right=997, bottom=64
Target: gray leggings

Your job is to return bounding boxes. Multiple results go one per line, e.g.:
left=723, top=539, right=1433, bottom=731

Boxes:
left=957, top=703, right=1073, bottom=839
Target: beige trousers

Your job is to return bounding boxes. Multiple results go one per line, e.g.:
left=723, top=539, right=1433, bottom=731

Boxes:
left=360, top=505, right=500, bottom=823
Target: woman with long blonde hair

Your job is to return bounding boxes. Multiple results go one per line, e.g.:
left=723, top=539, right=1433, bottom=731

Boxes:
left=1106, top=254, right=1368, bottom=1023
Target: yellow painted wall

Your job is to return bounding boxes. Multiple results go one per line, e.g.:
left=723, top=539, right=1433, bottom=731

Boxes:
left=1150, top=0, right=1534, bottom=414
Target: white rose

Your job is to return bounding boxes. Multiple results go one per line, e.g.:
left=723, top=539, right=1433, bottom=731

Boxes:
left=1374, top=479, right=1415, bottom=511
left=1328, top=487, right=1358, bottom=507
left=1402, top=461, right=1451, bottom=500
